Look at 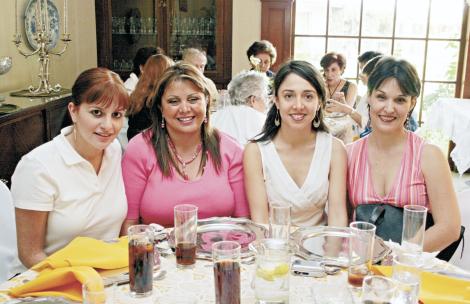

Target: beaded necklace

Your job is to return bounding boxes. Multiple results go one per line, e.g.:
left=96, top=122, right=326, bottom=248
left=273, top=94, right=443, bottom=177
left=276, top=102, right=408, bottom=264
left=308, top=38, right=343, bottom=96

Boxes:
left=328, top=79, right=343, bottom=98
left=167, top=136, right=203, bottom=180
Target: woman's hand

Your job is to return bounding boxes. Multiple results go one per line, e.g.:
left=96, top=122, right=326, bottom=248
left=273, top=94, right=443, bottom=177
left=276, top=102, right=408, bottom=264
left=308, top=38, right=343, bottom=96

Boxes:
left=325, top=98, right=354, bottom=114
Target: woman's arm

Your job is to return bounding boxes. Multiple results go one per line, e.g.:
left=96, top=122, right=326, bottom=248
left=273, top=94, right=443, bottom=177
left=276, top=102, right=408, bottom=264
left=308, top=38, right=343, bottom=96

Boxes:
left=243, top=142, right=269, bottom=224
left=345, top=81, right=358, bottom=107
left=120, top=219, right=139, bottom=236
left=326, top=99, right=364, bottom=127
left=327, top=138, right=348, bottom=227
left=15, top=208, right=48, bottom=268
left=421, top=144, right=461, bottom=252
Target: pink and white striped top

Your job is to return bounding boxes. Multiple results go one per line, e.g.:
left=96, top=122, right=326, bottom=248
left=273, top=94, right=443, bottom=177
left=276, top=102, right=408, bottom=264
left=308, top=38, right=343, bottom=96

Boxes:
left=347, top=131, right=429, bottom=209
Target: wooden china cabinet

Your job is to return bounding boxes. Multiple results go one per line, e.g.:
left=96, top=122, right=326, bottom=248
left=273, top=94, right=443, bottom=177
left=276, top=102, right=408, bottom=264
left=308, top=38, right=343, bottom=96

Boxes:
left=95, top=0, right=232, bottom=88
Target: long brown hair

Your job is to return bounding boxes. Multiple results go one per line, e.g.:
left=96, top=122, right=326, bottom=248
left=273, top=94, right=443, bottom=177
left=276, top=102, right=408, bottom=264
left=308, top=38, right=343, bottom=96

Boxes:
left=128, top=54, right=174, bottom=115
left=147, top=63, right=221, bottom=178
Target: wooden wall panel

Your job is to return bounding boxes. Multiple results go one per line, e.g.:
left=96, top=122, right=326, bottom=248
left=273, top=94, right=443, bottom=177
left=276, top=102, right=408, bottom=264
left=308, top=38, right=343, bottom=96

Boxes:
left=261, top=0, right=294, bottom=72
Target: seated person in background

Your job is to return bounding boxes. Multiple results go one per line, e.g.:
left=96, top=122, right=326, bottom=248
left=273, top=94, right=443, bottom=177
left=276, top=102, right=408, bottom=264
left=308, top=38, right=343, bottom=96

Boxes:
left=212, top=70, right=269, bottom=146
left=127, top=54, right=174, bottom=140
left=244, top=60, right=348, bottom=227
left=246, top=40, right=277, bottom=79
left=11, top=68, right=129, bottom=268
left=122, top=64, right=249, bottom=229
left=124, top=46, right=159, bottom=93
left=347, top=56, right=461, bottom=252
left=320, top=52, right=358, bottom=143
left=182, top=47, right=207, bottom=73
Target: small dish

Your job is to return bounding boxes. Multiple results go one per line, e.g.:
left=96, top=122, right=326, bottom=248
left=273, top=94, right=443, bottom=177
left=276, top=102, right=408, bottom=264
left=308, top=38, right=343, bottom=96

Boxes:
left=24, top=0, right=60, bottom=51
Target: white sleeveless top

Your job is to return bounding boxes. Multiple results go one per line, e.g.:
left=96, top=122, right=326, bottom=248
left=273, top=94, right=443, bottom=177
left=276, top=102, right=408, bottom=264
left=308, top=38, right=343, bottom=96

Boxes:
left=257, top=131, right=332, bottom=227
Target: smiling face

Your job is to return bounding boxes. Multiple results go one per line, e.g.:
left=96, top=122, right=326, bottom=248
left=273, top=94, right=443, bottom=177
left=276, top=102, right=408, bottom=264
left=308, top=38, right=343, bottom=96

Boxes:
left=275, top=73, right=320, bottom=131
left=69, top=100, right=125, bottom=154
left=369, top=77, right=416, bottom=133
left=161, top=79, right=207, bottom=137
left=323, top=62, right=343, bottom=85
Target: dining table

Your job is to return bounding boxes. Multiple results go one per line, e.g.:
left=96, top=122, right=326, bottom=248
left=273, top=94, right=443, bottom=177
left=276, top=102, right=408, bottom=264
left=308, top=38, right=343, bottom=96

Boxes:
left=1, top=248, right=470, bottom=304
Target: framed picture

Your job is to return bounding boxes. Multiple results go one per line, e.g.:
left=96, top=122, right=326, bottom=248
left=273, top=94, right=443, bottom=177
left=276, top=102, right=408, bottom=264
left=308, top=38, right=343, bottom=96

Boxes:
left=179, top=0, right=188, bottom=12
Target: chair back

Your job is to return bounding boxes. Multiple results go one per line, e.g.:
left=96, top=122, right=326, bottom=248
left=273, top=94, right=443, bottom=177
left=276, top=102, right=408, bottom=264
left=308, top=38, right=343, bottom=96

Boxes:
left=0, top=180, right=20, bottom=282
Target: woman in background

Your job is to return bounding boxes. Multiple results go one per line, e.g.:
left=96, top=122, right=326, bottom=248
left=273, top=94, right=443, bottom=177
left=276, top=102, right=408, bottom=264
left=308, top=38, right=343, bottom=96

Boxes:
left=12, top=68, right=129, bottom=268
left=347, top=56, right=461, bottom=252
left=246, top=40, right=277, bottom=79
left=244, top=60, right=348, bottom=227
left=122, top=64, right=249, bottom=229
left=127, top=54, right=174, bottom=140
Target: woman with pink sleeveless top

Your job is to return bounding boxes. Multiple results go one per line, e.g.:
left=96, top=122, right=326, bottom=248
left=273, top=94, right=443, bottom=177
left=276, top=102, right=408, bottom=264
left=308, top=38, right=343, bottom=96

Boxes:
left=347, top=56, right=461, bottom=252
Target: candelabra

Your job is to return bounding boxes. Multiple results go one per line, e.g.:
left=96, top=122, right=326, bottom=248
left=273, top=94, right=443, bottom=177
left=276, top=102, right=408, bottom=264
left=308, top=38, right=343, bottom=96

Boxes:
left=12, top=0, right=71, bottom=96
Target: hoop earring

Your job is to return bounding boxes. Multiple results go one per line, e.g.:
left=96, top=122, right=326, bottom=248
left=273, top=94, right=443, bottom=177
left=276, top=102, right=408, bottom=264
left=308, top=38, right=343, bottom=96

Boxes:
left=161, top=117, right=165, bottom=129
left=274, top=109, right=280, bottom=127
left=313, top=114, right=321, bottom=128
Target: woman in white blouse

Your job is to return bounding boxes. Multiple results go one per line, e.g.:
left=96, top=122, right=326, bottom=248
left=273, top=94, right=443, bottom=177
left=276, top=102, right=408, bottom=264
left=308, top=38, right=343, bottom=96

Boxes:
left=11, top=68, right=129, bottom=268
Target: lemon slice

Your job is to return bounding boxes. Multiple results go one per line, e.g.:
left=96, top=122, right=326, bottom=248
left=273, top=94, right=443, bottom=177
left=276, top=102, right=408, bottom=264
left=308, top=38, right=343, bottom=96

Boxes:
left=256, top=268, right=275, bottom=281
left=273, top=263, right=289, bottom=276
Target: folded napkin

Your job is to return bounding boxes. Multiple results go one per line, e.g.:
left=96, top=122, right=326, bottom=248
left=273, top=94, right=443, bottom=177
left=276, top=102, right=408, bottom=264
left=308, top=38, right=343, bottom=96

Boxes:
left=9, top=266, right=103, bottom=302
left=32, top=236, right=128, bottom=272
left=9, top=236, right=129, bottom=301
left=372, top=266, right=470, bottom=304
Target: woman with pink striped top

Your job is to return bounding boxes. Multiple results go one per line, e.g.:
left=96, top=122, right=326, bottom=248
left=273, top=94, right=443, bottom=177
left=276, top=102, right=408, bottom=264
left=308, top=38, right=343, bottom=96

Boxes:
left=347, top=56, right=461, bottom=252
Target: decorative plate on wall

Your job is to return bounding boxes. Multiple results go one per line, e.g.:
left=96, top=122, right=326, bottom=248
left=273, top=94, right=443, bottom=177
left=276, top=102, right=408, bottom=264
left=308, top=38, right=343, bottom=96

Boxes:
left=24, top=0, right=60, bottom=51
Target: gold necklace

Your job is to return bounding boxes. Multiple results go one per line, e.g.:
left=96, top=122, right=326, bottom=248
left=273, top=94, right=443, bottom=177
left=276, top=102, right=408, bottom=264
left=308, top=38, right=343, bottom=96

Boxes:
left=167, top=136, right=202, bottom=180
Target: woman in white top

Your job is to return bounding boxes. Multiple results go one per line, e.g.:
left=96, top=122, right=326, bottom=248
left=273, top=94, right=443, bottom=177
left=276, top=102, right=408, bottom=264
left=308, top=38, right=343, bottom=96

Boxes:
left=11, top=68, right=129, bottom=268
left=212, top=70, right=268, bottom=146
left=244, top=60, right=348, bottom=227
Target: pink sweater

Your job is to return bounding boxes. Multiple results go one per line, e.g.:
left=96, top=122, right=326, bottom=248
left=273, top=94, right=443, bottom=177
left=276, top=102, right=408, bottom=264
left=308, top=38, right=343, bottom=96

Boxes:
left=122, top=131, right=249, bottom=227
left=347, top=131, right=429, bottom=209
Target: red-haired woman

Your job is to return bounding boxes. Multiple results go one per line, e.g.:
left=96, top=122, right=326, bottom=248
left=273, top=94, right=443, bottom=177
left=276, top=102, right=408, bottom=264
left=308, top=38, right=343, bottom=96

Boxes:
left=11, top=67, right=130, bottom=268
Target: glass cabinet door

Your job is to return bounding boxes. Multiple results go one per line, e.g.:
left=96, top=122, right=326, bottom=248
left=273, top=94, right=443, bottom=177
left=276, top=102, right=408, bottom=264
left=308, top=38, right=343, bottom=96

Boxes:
left=167, top=0, right=216, bottom=71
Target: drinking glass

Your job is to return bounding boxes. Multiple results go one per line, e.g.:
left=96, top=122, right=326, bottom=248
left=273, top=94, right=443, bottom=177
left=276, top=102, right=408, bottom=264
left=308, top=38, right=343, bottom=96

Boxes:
left=174, top=204, right=198, bottom=269
left=128, top=225, right=155, bottom=297
left=392, top=254, right=421, bottom=304
left=348, top=221, right=376, bottom=290
left=82, top=281, right=115, bottom=304
left=361, top=275, right=397, bottom=303
left=269, top=202, right=291, bottom=241
left=212, top=241, right=241, bottom=304
left=252, top=239, right=291, bottom=303
left=401, top=205, right=428, bottom=254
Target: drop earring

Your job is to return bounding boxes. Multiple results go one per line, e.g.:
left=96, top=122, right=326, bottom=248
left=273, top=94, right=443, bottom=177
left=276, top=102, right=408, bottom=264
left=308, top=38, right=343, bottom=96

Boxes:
left=73, top=124, right=77, bottom=143
left=161, top=117, right=165, bottom=129
left=274, top=109, right=280, bottom=127
left=313, top=115, right=320, bottom=128
left=204, top=116, right=208, bottom=124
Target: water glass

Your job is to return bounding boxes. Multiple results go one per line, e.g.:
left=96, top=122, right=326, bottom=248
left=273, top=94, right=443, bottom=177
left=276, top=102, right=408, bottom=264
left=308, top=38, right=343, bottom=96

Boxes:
left=82, top=281, right=114, bottom=304
left=401, top=205, right=428, bottom=254
left=392, top=254, right=421, bottom=304
left=212, top=241, right=241, bottom=304
left=269, top=202, right=292, bottom=241
left=174, top=204, right=198, bottom=269
left=361, top=275, right=397, bottom=303
left=253, top=239, right=291, bottom=303
left=348, top=221, right=376, bottom=290
left=128, top=225, right=155, bottom=297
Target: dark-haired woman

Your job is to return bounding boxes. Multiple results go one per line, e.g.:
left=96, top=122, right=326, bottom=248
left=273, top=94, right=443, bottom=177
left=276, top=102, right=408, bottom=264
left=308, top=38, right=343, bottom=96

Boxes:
left=347, top=56, right=461, bottom=252
left=122, top=64, right=249, bottom=229
left=12, top=68, right=129, bottom=268
left=244, top=60, right=348, bottom=227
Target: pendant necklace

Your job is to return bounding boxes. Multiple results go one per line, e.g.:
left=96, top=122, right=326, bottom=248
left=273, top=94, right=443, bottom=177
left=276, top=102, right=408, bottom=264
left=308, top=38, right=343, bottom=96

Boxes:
left=167, top=136, right=203, bottom=181
left=328, top=79, right=343, bottom=98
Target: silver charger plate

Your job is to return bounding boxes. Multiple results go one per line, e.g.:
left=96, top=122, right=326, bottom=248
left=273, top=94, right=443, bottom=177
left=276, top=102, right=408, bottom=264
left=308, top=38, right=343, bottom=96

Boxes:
left=291, top=226, right=391, bottom=267
left=24, top=0, right=60, bottom=51
left=168, top=217, right=268, bottom=260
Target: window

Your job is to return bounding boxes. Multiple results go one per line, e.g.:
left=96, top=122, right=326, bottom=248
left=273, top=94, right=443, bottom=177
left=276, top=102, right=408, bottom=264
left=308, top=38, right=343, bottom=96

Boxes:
left=294, top=0, right=467, bottom=124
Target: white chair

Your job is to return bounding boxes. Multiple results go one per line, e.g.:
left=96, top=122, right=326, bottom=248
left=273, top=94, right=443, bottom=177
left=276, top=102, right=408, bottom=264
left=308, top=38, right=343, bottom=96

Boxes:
left=450, top=188, right=470, bottom=271
left=0, top=181, right=21, bottom=282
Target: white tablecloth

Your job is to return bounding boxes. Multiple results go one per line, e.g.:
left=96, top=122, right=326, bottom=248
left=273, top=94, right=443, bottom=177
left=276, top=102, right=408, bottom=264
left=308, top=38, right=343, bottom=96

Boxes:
left=426, top=98, right=470, bottom=174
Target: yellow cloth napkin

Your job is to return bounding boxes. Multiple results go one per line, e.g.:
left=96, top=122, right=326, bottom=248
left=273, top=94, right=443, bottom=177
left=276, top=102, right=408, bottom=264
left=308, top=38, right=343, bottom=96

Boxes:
left=8, top=266, right=103, bottom=302
left=372, top=265, right=470, bottom=304
left=32, top=236, right=128, bottom=271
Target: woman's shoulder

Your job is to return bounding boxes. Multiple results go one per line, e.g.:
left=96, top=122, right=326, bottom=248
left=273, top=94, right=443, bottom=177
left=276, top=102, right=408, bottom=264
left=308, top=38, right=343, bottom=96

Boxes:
left=218, top=130, right=243, bottom=151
